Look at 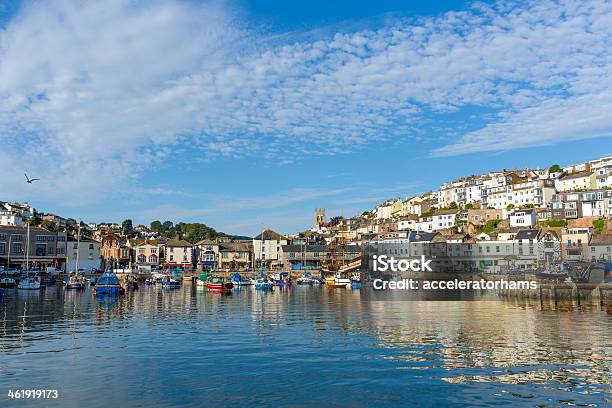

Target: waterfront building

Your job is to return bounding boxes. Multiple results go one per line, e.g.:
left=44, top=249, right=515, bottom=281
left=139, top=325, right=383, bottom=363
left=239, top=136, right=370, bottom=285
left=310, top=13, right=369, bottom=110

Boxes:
left=218, top=241, right=252, bottom=270
left=561, top=227, right=593, bottom=261
left=0, top=225, right=67, bottom=270
left=537, top=228, right=562, bottom=267
left=253, top=229, right=288, bottom=268
left=133, top=241, right=161, bottom=271
left=195, top=239, right=219, bottom=271
left=100, top=233, right=131, bottom=269
left=163, top=238, right=193, bottom=270
left=66, top=236, right=101, bottom=273
left=280, top=244, right=328, bottom=270
left=589, top=234, right=612, bottom=262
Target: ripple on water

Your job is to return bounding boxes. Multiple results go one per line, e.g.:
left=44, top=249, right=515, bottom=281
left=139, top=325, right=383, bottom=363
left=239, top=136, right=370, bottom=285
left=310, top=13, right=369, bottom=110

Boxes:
left=0, top=286, right=610, bottom=408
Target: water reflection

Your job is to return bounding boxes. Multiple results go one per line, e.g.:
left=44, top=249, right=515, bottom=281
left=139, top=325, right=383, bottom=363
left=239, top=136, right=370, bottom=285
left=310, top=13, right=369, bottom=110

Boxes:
left=0, top=285, right=609, bottom=407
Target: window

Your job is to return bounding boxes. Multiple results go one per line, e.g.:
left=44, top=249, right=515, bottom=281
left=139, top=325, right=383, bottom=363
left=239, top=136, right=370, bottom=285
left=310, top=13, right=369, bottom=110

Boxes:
left=11, top=243, right=22, bottom=254
left=0, top=243, right=4, bottom=255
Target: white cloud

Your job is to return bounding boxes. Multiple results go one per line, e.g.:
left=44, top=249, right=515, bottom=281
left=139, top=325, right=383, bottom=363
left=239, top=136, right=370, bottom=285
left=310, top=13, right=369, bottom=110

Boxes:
left=0, top=0, right=611, bottom=202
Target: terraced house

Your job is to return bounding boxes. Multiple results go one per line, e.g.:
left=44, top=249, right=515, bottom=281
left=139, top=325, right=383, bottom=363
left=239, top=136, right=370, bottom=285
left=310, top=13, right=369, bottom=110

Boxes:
left=163, top=238, right=193, bottom=270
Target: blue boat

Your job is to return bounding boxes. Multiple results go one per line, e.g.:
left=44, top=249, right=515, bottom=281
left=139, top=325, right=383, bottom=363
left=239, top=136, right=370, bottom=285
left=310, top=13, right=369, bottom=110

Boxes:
left=93, top=272, right=124, bottom=296
left=254, top=278, right=274, bottom=290
left=230, top=272, right=252, bottom=286
left=272, top=272, right=291, bottom=286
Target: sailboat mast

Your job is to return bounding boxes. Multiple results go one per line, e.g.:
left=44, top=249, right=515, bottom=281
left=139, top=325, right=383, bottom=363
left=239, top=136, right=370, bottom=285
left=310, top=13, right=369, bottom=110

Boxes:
left=75, top=222, right=81, bottom=273
left=26, top=223, right=30, bottom=271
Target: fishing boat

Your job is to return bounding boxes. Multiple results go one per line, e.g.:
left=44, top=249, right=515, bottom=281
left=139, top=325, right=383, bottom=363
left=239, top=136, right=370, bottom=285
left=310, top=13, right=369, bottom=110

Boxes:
left=350, top=274, right=362, bottom=289
left=325, top=274, right=351, bottom=288
left=272, top=271, right=291, bottom=286
left=296, top=271, right=315, bottom=285
left=230, top=272, right=252, bottom=286
left=254, top=278, right=274, bottom=290
left=17, top=273, right=42, bottom=290
left=41, top=275, right=56, bottom=287
left=0, top=275, right=17, bottom=288
left=161, top=275, right=181, bottom=288
left=65, top=273, right=86, bottom=290
left=196, top=272, right=212, bottom=287
left=93, top=271, right=124, bottom=296
left=205, top=276, right=233, bottom=291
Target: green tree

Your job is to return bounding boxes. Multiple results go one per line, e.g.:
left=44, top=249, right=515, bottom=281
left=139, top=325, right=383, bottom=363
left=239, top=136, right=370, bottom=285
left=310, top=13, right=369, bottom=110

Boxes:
left=593, top=219, right=606, bottom=233
left=162, top=221, right=174, bottom=232
left=465, top=203, right=474, bottom=209
left=448, top=202, right=458, bottom=209
left=545, top=219, right=567, bottom=227
left=549, top=164, right=562, bottom=173
left=40, top=220, right=56, bottom=232
left=122, top=219, right=134, bottom=237
left=150, top=220, right=162, bottom=232
left=506, top=204, right=515, bottom=210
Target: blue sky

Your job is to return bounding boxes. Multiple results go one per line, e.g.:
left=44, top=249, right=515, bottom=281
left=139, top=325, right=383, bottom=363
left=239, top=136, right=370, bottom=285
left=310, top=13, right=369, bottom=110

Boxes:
left=1, top=0, right=611, bottom=235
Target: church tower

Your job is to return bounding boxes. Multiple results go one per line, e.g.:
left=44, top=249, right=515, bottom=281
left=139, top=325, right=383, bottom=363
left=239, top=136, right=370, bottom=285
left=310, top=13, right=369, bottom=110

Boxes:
left=314, top=208, right=326, bottom=229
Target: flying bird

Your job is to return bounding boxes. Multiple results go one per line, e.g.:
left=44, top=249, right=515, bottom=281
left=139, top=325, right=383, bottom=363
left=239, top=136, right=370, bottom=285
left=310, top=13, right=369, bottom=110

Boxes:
left=24, top=173, right=40, bottom=184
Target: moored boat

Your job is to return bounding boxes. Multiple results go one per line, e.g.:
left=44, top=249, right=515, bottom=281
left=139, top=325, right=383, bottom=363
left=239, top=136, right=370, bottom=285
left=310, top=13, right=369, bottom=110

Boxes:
left=0, top=276, right=17, bottom=288
left=230, top=272, right=252, bottom=286
left=161, top=275, right=181, bottom=288
left=272, top=272, right=291, bottom=286
left=205, top=276, right=233, bottom=291
left=65, top=273, right=86, bottom=290
left=17, top=273, right=42, bottom=290
left=196, top=272, right=212, bottom=287
left=93, top=271, right=124, bottom=296
left=254, top=278, right=274, bottom=290
left=325, top=274, right=351, bottom=288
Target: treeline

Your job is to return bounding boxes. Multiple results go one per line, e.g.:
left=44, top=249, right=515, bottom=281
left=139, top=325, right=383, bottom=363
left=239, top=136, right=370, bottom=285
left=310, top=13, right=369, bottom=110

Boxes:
left=149, top=220, right=229, bottom=243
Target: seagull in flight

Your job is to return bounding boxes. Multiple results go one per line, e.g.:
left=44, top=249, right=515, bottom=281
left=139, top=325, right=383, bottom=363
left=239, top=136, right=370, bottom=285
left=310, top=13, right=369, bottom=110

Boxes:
left=24, top=173, right=40, bottom=184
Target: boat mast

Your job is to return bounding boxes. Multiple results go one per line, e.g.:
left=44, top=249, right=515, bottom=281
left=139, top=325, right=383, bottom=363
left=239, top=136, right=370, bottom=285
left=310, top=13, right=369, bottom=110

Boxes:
left=75, top=222, right=81, bottom=274
left=7, top=234, right=11, bottom=270
left=26, top=222, right=30, bottom=271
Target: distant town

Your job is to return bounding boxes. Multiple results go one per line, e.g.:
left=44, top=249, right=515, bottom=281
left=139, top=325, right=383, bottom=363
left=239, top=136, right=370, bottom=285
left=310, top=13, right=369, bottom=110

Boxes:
left=1, top=155, right=611, bottom=275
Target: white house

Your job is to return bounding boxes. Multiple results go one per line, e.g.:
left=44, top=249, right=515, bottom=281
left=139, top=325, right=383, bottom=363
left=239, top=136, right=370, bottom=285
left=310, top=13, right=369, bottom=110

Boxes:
left=432, top=209, right=458, bottom=231
left=509, top=209, right=537, bottom=228
left=66, top=237, right=101, bottom=273
left=163, top=238, right=193, bottom=270
left=253, top=229, right=288, bottom=267
left=555, top=171, right=596, bottom=192
left=414, top=219, right=433, bottom=232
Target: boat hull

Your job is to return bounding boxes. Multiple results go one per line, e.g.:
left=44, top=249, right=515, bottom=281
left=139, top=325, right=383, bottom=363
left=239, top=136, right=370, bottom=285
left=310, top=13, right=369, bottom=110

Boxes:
left=94, top=285, right=123, bottom=295
left=206, top=282, right=234, bottom=291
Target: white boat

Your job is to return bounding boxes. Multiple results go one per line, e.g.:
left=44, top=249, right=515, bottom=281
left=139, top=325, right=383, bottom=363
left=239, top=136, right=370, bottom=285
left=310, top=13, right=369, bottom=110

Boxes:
left=18, top=273, right=41, bottom=290
left=65, top=273, right=86, bottom=290
left=0, top=276, right=17, bottom=288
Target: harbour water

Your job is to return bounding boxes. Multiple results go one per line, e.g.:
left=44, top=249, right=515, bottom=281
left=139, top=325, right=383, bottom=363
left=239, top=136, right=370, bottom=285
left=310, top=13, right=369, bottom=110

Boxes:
left=0, top=285, right=610, bottom=407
